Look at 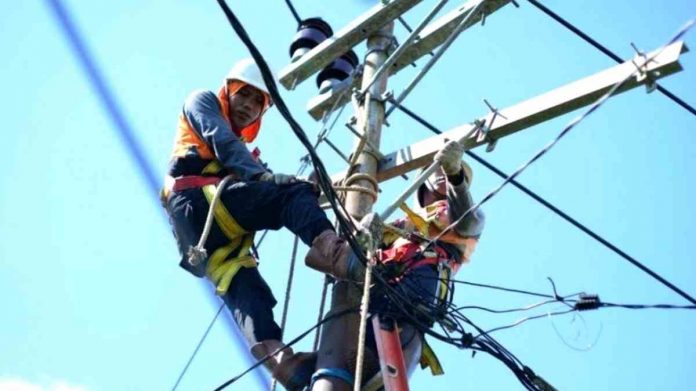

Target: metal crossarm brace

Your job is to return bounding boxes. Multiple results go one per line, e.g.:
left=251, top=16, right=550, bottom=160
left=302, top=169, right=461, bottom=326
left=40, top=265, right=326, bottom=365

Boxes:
left=278, top=0, right=422, bottom=90
left=307, top=0, right=513, bottom=120
left=327, top=40, right=687, bottom=185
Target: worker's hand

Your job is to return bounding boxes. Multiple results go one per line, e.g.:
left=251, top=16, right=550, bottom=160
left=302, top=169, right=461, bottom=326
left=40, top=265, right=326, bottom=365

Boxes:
left=434, top=139, right=465, bottom=176
left=355, top=212, right=383, bottom=252
left=258, top=172, right=298, bottom=185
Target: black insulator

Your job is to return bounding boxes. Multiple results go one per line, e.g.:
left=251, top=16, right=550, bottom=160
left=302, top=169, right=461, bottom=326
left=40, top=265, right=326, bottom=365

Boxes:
left=575, top=293, right=601, bottom=311
left=316, top=50, right=359, bottom=92
left=289, top=18, right=333, bottom=61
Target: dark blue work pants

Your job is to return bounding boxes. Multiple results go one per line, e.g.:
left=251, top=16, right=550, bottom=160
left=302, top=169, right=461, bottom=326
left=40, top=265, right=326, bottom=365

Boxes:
left=166, top=180, right=333, bottom=344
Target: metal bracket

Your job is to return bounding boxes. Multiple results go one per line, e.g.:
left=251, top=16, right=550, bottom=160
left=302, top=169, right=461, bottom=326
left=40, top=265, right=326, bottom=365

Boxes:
left=475, top=98, right=506, bottom=152
left=630, top=42, right=658, bottom=93
left=377, top=90, right=394, bottom=104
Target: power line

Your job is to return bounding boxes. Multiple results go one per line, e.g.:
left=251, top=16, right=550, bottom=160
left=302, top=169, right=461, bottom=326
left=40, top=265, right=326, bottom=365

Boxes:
left=171, top=304, right=225, bottom=391
left=213, top=306, right=359, bottom=391
left=284, top=0, right=302, bottom=25
left=390, top=94, right=696, bottom=306
left=526, top=0, right=696, bottom=118
left=44, top=1, right=270, bottom=389
left=45, top=0, right=160, bottom=200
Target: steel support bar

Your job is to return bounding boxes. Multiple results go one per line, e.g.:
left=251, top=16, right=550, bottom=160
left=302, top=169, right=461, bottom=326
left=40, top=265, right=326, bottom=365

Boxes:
left=372, top=316, right=410, bottom=391
left=364, top=40, right=687, bottom=183
left=278, top=0, right=421, bottom=90
left=307, top=0, right=512, bottom=120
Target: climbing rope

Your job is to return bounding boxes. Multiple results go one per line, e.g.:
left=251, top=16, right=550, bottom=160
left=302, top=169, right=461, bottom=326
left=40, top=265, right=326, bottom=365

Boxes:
left=270, top=235, right=301, bottom=391
left=186, top=175, right=236, bottom=266
left=354, top=262, right=374, bottom=391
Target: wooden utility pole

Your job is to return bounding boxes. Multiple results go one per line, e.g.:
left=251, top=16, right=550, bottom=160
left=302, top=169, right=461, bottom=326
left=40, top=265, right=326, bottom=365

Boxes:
left=310, top=22, right=395, bottom=391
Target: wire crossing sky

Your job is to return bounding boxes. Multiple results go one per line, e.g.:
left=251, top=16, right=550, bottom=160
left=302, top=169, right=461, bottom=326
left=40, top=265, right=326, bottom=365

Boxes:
left=2, top=1, right=695, bottom=391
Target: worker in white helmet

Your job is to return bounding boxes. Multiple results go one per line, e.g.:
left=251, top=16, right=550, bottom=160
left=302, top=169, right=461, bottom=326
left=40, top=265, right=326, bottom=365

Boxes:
left=162, top=58, right=353, bottom=389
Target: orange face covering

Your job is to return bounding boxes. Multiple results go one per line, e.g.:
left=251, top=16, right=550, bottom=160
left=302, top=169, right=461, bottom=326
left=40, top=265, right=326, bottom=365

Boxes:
left=216, top=80, right=270, bottom=143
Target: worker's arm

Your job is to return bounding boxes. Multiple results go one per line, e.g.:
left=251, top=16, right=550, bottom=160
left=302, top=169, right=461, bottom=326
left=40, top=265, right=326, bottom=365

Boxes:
left=446, top=169, right=485, bottom=238
left=183, top=90, right=267, bottom=180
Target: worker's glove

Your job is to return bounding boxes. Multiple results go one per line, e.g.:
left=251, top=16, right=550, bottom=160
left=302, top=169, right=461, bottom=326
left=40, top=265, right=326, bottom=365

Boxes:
left=258, top=172, right=298, bottom=185
left=434, top=139, right=465, bottom=176
left=355, top=212, right=384, bottom=252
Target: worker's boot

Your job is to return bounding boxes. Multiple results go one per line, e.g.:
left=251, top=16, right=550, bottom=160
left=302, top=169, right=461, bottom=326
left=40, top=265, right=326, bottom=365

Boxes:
left=305, top=230, right=365, bottom=282
left=250, top=340, right=317, bottom=390
left=273, top=351, right=318, bottom=390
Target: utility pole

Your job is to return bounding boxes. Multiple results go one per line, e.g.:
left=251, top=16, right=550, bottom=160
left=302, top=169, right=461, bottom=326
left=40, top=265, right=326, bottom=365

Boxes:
left=311, top=22, right=395, bottom=391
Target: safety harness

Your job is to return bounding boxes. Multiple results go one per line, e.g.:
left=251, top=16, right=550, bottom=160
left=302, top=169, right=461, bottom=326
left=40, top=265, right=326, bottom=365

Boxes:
left=376, top=201, right=479, bottom=377
left=163, top=173, right=257, bottom=296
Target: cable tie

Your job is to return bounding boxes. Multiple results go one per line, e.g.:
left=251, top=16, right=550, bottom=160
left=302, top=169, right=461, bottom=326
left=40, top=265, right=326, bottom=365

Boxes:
left=575, top=293, right=601, bottom=311
left=460, top=332, right=474, bottom=349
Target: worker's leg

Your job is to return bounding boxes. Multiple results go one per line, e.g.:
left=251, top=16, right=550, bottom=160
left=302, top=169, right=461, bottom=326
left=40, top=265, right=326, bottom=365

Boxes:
left=221, top=267, right=283, bottom=347
left=218, top=180, right=366, bottom=281
left=219, top=180, right=333, bottom=246
left=221, top=267, right=317, bottom=389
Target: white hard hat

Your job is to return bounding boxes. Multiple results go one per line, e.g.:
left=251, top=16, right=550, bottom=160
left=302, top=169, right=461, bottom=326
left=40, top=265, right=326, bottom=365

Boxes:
left=225, top=58, right=271, bottom=97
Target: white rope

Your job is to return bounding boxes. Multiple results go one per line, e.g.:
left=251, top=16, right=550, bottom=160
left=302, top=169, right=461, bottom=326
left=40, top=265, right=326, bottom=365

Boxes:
left=353, top=260, right=374, bottom=391
left=313, top=276, right=331, bottom=351
left=270, top=235, right=301, bottom=391
left=186, top=175, right=236, bottom=266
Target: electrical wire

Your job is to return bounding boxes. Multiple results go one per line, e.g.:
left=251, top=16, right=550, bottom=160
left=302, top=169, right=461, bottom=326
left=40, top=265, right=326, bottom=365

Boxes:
left=284, top=0, right=302, bottom=25
left=525, top=0, right=696, bottom=118
left=45, top=1, right=270, bottom=389
left=171, top=304, right=225, bottom=391
left=601, top=302, right=696, bottom=310
left=391, top=96, right=696, bottom=305
left=475, top=309, right=577, bottom=338
left=389, top=25, right=696, bottom=305
left=45, top=0, right=160, bottom=200
left=213, top=306, right=359, bottom=391
left=423, top=20, right=696, bottom=306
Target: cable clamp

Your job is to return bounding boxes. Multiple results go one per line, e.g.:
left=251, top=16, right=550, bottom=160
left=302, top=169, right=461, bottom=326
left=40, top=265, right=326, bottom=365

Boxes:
left=460, top=332, right=474, bottom=349
left=379, top=90, right=394, bottom=104
left=630, top=42, right=658, bottom=94
left=575, top=293, right=601, bottom=311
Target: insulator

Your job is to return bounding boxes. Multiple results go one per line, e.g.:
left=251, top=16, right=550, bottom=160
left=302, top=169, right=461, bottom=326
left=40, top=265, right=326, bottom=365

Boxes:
left=289, top=18, right=333, bottom=63
left=316, top=50, right=359, bottom=94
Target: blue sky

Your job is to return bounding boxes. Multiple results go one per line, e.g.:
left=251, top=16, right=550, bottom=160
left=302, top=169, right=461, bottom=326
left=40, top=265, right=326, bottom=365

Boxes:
left=1, top=1, right=695, bottom=390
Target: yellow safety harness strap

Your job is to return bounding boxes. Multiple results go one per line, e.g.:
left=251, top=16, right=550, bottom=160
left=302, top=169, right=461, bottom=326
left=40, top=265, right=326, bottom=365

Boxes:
left=202, top=183, right=247, bottom=239
left=201, top=183, right=257, bottom=296
left=399, top=203, right=429, bottom=236
left=419, top=337, right=444, bottom=376
left=206, top=234, right=257, bottom=295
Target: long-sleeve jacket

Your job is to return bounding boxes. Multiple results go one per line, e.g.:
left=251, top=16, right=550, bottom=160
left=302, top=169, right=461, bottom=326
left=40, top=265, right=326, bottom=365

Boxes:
left=167, top=89, right=266, bottom=180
